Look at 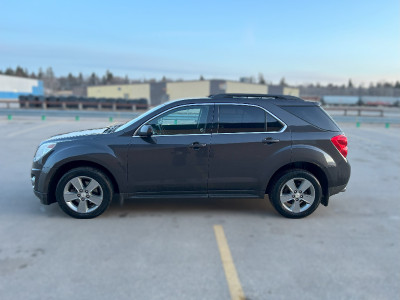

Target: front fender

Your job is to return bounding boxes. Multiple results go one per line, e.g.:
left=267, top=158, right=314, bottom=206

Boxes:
left=38, top=142, right=127, bottom=195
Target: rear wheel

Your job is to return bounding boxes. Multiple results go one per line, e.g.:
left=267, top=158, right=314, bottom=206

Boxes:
left=56, top=167, right=113, bottom=219
left=269, top=170, right=321, bottom=218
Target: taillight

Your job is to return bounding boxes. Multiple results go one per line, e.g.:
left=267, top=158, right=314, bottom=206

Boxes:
left=331, top=134, right=348, bottom=158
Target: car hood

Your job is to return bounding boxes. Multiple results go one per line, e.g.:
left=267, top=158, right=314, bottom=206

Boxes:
left=45, top=127, right=107, bottom=142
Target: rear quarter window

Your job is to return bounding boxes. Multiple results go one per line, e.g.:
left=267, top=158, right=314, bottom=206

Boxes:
left=281, top=105, right=341, bottom=131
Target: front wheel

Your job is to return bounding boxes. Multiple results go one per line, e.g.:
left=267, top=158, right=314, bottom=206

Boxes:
left=56, top=167, right=113, bottom=219
left=269, top=170, right=322, bottom=218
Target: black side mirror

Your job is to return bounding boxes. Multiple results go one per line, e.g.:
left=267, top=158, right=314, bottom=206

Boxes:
left=138, top=125, right=154, bottom=137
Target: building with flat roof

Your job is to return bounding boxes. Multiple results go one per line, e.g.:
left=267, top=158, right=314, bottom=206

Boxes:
left=0, top=74, right=43, bottom=100
left=87, top=80, right=270, bottom=106
left=86, top=80, right=299, bottom=106
left=87, top=82, right=168, bottom=106
left=267, top=85, right=300, bottom=97
left=87, top=83, right=151, bottom=100
left=166, top=80, right=269, bottom=101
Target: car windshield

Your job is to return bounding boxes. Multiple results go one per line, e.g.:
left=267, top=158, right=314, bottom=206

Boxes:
left=115, top=102, right=169, bottom=132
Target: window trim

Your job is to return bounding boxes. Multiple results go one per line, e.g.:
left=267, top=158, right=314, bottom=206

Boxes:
left=215, top=103, right=287, bottom=134
left=133, top=103, right=287, bottom=137
left=133, top=103, right=213, bottom=137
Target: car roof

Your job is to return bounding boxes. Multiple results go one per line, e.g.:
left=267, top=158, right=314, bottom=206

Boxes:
left=167, top=93, right=318, bottom=107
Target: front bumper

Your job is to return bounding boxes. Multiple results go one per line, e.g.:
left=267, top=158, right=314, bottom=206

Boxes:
left=31, top=166, right=54, bottom=205
left=34, top=190, right=51, bottom=205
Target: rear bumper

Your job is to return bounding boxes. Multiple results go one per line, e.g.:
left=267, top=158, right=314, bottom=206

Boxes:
left=322, top=160, right=350, bottom=206
left=329, top=184, right=348, bottom=197
left=326, top=156, right=351, bottom=197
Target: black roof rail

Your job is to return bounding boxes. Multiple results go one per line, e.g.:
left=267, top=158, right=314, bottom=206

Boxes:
left=209, top=93, right=302, bottom=100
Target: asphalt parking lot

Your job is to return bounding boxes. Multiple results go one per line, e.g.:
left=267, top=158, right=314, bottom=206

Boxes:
left=0, top=116, right=399, bottom=300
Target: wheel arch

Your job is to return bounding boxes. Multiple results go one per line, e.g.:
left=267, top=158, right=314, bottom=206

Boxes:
left=47, top=160, right=120, bottom=204
left=265, top=161, right=329, bottom=206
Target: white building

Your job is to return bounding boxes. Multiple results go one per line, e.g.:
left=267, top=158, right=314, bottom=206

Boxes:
left=0, top=74, right=44, bottom=100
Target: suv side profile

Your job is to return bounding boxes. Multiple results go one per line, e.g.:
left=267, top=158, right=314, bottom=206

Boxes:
left=31, top=94, right=350, bottom=219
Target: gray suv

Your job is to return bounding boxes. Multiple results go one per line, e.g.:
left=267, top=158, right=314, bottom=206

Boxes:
left=31, top=94, right=350, bottom=219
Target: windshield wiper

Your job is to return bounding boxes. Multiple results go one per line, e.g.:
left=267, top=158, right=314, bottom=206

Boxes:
left=103, top=124, right=122, bottom=133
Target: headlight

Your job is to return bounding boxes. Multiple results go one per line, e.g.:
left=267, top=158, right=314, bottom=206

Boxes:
left=34, top=142, right=56, bottom=162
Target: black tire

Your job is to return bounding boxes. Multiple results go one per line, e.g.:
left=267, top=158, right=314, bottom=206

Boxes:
left=56, top=167, right=113, bottom=219
left=269, top=169, right=322, bottom=219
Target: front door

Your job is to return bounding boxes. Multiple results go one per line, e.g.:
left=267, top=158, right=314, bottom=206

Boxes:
left=208, top=104, right=291, bottom=198
left=128, top=104, right=214, bottom=197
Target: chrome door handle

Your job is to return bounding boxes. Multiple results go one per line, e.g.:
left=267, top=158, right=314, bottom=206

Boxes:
left=189, top=142, right=207, bottom=149
left=262, top=137, right=280, bottom=144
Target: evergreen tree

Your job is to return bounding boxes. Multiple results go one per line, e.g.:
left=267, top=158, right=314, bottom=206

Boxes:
left=38, top=68, right=44, bottom=79
left=258, top=73, right=266, bottom=84
left=15, top=66, right=26, bottom=77
left=383, top=82, right=393, bottom=88
left=78, top=73, right=84, bottom=86
left=5, top=68, right=14, bottom=75
left=67, top=73, right=76, bottom=88
left=89, top=72, right=98, bottom=85
left=103, top=70, right=114, bottom=84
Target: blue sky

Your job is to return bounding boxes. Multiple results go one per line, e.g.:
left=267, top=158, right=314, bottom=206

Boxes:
left=1, top=0, right=399, bottom=85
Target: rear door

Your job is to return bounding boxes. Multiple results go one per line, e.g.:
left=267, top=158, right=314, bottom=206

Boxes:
left=208, top=104, right=291, bottom=198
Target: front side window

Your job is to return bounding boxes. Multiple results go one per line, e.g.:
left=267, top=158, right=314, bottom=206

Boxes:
left=217, top=105, right=284, bottom=133
left=146, top=105, right=211, bottom=135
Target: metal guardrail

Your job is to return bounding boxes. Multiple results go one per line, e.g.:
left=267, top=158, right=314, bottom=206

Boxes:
left=0, top=100, right=147, bottom=111
left=324, top=107, right=384, bottom=117
left=0, top=100, right=388, bottom=117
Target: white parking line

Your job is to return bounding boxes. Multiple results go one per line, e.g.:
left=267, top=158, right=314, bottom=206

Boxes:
left=356, top=126, right=400, bottom=139
left=5, top=122, right=64, bottom=138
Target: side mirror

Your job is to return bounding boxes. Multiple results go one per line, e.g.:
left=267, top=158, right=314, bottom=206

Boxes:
left=138, top=125, right=154, bottom=137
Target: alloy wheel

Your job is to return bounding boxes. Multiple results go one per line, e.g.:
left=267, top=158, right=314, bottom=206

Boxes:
left=63, top=176, right=103, bottom=213
left=279, top=177, right=315, bottom=213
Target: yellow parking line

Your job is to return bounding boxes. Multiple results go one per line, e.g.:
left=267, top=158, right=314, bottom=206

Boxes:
left=214, top=225, right=245, bottom=300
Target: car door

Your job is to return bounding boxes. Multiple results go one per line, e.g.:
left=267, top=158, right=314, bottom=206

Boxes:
left=208, top=104, right=291, bottom=198
left=128, top=104, right=214, bottom=197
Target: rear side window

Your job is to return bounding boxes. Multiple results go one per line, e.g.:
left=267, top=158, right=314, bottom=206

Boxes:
left=267, top=114, right=284, bottom=132
left=218, top=105, right=265, bottom=133
left=217, top=105, right=284, bottom=133
left=281, top=105, right=341, bottom=131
